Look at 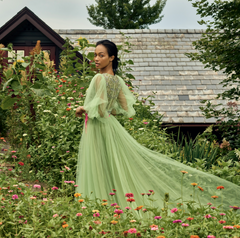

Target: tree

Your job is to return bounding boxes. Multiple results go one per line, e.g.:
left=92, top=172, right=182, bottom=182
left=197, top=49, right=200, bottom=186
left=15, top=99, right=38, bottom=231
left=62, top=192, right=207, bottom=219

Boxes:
left=86, top=0, right=167, bottom=29
left=186, top=0, right=240, bottom=149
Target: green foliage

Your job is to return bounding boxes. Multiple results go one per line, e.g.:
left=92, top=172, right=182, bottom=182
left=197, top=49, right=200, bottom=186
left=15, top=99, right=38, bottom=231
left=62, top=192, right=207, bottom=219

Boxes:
left=187, top=0, right=240, bottom=150
left=170, top=129, right=220, bottom=169
left=86, top=0, right=167, bottom=29
left=0, top=107, right=8, bottom=136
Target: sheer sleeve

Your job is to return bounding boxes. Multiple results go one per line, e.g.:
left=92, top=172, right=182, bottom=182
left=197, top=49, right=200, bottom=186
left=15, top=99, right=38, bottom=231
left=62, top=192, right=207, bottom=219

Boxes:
left=114, top=76, right=136, bottom=117
left=83, top=74, right=108, bottom=121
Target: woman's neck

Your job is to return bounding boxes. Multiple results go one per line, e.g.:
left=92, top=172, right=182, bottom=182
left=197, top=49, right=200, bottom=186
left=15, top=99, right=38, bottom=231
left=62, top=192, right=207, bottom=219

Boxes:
left=100, top=69, right=114, bottom=75
left=99, top=62, right=114, bottom=75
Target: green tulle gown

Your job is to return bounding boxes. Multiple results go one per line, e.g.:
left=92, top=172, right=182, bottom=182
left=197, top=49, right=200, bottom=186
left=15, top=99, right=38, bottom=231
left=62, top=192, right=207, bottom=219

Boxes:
left=76, top=73, right=240, bottom=211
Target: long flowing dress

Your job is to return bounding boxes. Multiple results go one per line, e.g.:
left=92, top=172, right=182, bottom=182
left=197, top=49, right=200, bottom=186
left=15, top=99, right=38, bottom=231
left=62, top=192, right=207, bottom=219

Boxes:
left=76, top=73, right=240, bottom=210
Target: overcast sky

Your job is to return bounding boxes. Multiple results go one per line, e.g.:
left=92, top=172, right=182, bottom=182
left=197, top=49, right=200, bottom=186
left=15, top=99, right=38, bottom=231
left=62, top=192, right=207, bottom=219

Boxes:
left=0, top=0, right=210, bottom=30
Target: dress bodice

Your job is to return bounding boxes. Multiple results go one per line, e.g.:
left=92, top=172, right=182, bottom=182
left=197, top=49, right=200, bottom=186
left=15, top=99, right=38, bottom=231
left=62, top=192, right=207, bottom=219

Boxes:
left=102, top=73, right=121, bottom=111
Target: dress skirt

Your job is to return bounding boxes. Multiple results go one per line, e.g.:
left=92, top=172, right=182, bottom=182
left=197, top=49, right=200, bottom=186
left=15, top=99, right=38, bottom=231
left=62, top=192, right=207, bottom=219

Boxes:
left=76, top=114, right=240, bottom=210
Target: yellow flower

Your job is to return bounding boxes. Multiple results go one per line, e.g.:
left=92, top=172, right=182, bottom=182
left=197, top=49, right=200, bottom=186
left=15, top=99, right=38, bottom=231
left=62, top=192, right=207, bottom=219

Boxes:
left=110, top=220, right=118, bottom=225
left=181, top=170, right=188, bottom=174
left=191, top=183, right=198, bottom=186
left=130, top=220, right=136, bottom=223
left=92, top=210, right=99, bottom=213
left=74, top=193, right=81, bottom=197
left=62, top=224, right=68, bottom=228
left=102, top=203, right=108, bottom=206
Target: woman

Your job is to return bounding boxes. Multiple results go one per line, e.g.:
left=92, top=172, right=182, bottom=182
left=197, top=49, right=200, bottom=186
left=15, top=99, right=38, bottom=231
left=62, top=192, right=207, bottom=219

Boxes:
left=75, top=40, right=240, bottom=210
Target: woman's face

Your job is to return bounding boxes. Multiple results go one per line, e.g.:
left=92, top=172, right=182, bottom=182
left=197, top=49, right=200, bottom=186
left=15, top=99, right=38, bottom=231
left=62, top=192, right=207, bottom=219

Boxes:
left=94, top=44, right=114, bottom=72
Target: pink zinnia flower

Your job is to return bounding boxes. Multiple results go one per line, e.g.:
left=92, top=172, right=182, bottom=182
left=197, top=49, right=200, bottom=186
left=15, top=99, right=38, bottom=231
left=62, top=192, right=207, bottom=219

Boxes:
left=59, top=85, right=63, bottom=88
left=204, top=214, right=211, bottom=218
left=154, top=216, right=162, bottom=220
left=223, top=226, right=234, bottom=229
left=151, top=226, right=158, bottom=230
left=109, top=193, right=115, bottom=196
left=182, top=223, right=189, bottom=227
left=207, top=235, right=216, bottom=238
left=72, top=90, right=76, bottom=93
left=128, top=228, right=137, bottom=233
left=64, top=165, right=70, bottom=170
left=211, top=206, right=216, bottom=210
left=125, top=207, right=131, bottom=210
left=60, top=171, right=64, bottom=173
left=76, top=213, right=82, bottom=216
left=173, top=220, right=182, bottom=223
left=111, top=203, right=117, bottom=207
left=11, top=150, right=17, bottom=153
left=171, top=208, right=178, bottom=213
left=52, top=186, right=58, bottom=190
left=67, top=103, right=71, bottom=106
left=219, top=220, right=226, bottom=224
left=81, top=206, right=87, bottom=209
left=74, top=185, right=79, bottom=187
left=125, top=193, right=134, bottom=197
left=143, top=122, right=149, bottom=124
left=207, top=203, right=212, bottom=206
left=114, top=209, right=123, bottom=214
left=12, top=194, right=18, bottom=200
left=93, top=213, right=100, bottom=217
left=33, top=184, right=41, bottom=189
left=219, top=213, right=226, bottom=216
left=80, top=87, right=84, bottom=89
left=53, top=214, right=59, bottom=218
left=230, top=206, right=240, bottom=210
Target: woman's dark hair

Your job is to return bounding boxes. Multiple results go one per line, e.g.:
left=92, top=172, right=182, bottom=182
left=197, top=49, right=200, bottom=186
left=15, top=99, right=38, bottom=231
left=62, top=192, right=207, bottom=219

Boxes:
left=96, top=40, right=120, bottom=74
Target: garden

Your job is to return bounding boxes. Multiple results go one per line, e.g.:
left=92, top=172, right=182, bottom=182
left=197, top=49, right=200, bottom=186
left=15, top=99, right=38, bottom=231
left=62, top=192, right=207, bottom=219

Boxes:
left=0, top=28, right=240, bottom=237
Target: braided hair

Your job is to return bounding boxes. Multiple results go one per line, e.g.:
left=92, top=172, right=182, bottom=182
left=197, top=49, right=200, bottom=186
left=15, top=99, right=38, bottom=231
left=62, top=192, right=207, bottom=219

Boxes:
left=96, top=40, right=120, bottom=75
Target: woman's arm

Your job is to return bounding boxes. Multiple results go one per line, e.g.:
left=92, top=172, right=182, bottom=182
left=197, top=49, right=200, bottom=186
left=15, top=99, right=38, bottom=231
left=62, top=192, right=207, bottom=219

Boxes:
left=75, top=106, right=86, bottom=117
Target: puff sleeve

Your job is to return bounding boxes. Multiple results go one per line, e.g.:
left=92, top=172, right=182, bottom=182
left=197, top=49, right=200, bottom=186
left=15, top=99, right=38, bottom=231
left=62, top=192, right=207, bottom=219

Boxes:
left=83, top=74, right=109, bottom=121
left=114, top=76, right=136, bottom=117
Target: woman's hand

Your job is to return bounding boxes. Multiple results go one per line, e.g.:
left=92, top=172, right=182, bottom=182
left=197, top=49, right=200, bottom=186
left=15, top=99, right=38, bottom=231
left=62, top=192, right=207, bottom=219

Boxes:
left=76, top=106, right=86, bottom=117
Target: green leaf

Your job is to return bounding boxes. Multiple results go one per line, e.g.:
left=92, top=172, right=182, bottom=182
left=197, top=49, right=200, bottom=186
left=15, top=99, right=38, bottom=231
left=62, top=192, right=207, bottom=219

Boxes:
left=1, top=96, right=18, bottom=110
left=30, top=88, right=51, bottom=96
left=31, top=82, right=43, bottom=89
left=11, top=80, right=22, bottom=91
left=21, top=62, right=31, bottom=68
left=87, top=52, right=95, bottom=61
left=2, top=78, right=14, bottom=91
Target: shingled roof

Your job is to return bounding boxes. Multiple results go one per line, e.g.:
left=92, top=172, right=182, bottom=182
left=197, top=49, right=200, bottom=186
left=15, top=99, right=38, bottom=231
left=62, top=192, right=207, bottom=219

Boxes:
left=55, top=29, right=228, bottom=124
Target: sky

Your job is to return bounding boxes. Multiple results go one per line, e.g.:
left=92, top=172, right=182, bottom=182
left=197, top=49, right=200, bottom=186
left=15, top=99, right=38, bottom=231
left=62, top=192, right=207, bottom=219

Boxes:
left=0, top=0, right=210, bottom=30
